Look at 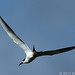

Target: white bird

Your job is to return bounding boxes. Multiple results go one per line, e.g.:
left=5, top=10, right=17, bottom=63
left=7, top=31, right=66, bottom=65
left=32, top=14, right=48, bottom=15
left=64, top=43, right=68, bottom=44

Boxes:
left=0, top=16, right=75, bottom=66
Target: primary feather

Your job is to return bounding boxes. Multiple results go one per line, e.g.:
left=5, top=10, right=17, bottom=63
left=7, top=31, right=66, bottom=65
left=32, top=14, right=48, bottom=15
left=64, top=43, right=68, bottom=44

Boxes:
left=37, top=46, right=75, bottom=56
left=0, top=16, right=75, bottom=65
left=0, top=16, right=31, bottom=55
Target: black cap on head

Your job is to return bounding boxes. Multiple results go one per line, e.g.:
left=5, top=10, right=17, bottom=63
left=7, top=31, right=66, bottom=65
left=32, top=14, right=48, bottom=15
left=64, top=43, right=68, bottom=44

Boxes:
left=19, top=62, right=23, bottom=66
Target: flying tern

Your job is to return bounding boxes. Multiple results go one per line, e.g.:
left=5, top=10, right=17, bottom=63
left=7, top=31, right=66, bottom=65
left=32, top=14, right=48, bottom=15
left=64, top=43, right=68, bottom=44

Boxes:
left=0, top=16, right=75, bottom=66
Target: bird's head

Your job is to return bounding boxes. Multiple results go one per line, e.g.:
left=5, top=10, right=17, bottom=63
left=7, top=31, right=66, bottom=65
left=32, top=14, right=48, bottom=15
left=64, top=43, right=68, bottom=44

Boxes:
left=19, top=45, right=37, bottom=66
left=19, top=58, right=25, bottom=66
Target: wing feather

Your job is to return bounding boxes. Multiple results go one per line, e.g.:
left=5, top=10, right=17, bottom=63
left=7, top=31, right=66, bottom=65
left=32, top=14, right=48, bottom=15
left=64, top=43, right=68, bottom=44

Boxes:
left=37, top=46, right=75, bottom=56
left=0, top=16, right=31, bottom=55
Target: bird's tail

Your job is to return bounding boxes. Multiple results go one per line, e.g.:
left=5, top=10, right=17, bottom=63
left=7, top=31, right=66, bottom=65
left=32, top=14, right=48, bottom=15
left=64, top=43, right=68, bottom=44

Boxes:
left=33, top=45, right=37, bottom=52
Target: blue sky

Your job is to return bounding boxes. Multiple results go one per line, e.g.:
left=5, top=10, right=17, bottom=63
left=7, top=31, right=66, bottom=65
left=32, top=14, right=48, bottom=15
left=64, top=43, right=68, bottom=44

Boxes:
left=0, top=0, right=75, bottom=75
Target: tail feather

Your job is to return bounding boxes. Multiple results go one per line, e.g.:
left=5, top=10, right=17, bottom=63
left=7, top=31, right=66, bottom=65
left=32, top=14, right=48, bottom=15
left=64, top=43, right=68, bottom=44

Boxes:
left=33, top=45, right=36, bottom=52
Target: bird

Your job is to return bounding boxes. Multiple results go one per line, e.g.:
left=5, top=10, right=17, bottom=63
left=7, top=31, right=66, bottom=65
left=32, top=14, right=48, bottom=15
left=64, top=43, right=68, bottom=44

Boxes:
left=0, top=16, right=75, bottom=66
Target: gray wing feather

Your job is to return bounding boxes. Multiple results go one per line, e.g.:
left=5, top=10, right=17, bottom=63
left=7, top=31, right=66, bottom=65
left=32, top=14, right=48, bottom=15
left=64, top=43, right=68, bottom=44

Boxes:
left=37, top=46, right=75, bottom=56
left=0, top=16, right=31, bottom=55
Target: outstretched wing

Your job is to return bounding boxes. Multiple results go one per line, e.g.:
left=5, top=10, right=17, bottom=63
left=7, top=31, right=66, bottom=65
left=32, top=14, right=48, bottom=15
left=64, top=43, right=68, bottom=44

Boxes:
left=37, top=46, right=75, bottom=56
left=0, top=16, right=31, bottom=55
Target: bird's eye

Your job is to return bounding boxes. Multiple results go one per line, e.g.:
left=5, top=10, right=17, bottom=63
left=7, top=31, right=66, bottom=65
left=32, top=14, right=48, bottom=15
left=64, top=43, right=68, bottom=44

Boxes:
left=22, top=58, right=25, bottom=61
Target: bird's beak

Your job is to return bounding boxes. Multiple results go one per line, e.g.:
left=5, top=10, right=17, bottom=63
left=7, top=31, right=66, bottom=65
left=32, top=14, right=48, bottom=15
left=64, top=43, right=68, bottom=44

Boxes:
left=19, top=62, right=23, bottom=66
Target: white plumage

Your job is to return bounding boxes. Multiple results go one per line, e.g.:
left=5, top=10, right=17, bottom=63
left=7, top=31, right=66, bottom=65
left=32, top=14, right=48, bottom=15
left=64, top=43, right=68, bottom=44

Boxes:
left=0, top=16, right=75, bottom=66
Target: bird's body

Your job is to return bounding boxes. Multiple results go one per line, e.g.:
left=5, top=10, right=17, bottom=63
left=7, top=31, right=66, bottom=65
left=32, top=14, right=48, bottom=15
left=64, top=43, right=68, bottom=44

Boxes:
left=0, top=16, right=75, bottom=66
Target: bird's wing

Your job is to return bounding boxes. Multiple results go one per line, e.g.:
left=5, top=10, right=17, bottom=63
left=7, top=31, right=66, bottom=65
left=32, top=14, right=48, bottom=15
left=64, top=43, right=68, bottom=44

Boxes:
left=0, top=16, right=32, bottom=55
left=37, top=46, right=75, bottom=56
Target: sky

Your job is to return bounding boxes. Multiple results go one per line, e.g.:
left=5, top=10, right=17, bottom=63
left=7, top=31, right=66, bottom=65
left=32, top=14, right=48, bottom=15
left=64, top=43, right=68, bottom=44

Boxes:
left=0, top=0, right=75, bottom=75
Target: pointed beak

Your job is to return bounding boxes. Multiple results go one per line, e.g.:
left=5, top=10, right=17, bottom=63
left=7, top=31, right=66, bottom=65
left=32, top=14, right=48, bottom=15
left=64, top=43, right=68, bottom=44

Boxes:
left=19, top=62, right=23, bottom=66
